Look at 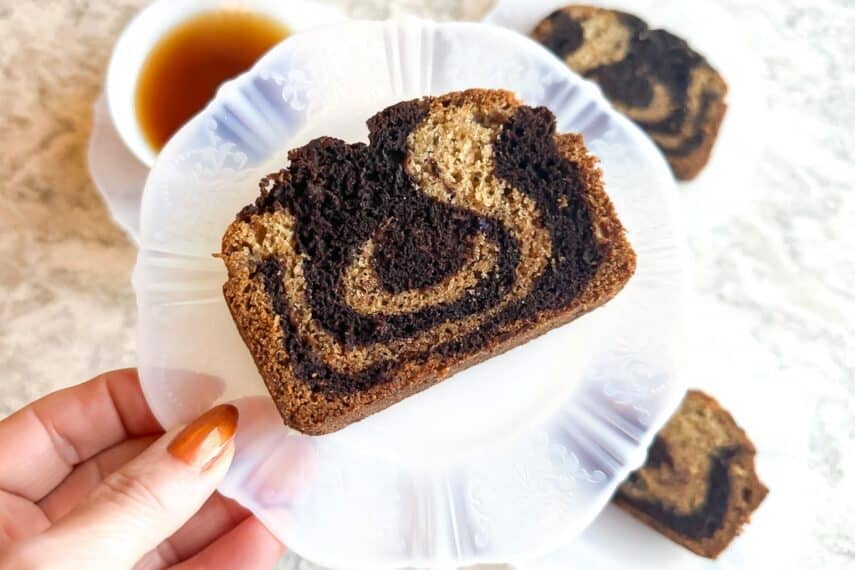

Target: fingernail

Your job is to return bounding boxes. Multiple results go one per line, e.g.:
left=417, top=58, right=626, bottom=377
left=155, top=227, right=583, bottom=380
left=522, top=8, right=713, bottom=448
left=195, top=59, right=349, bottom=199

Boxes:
left=168, top=404, right=238, bottom=468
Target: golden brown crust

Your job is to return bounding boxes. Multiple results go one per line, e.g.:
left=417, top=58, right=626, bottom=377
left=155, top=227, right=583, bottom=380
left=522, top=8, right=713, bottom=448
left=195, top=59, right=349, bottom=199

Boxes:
left=221, top=89, right=635, bottom=434
left=667, top=96, right=727, bottom=180
left=613, top=390, right=768, bottom=558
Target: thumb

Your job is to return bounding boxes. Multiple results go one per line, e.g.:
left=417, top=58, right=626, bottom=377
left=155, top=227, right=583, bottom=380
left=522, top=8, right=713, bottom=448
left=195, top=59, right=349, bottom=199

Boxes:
left=16, top=404, right=239, bottom=569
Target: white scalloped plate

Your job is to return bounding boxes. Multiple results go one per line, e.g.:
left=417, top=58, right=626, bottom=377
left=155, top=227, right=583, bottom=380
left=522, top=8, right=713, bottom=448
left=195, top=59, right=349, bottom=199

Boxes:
left=134, top=19, right=687, bottom=569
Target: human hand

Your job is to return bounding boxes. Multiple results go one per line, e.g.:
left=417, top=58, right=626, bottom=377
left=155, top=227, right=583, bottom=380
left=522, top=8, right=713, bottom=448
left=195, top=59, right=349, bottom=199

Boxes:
left=0, top=369, right=284, bottom=569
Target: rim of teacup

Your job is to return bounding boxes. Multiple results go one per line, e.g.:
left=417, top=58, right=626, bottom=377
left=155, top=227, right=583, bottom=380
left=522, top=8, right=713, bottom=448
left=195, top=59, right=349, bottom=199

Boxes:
left=105, top=0, right=345, bottom=167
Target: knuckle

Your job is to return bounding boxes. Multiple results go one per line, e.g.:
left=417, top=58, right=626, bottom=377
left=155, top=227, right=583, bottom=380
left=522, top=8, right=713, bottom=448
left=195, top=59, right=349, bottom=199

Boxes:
left=98, top=470, right=169, bottom=515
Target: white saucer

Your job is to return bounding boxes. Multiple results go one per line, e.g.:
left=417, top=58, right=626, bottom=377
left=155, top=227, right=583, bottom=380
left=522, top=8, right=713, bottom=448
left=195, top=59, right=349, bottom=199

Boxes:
left=88, top=94, right=147, bottom=242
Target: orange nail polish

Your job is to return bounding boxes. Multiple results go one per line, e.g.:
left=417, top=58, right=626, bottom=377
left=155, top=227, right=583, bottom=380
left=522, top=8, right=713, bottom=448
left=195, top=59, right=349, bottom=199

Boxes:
left=168, top=404, right=238, bottom=468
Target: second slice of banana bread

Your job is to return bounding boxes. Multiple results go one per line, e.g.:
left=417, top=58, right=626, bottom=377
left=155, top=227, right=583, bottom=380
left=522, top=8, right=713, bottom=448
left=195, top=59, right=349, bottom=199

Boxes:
left=614, top=390, right=768, bottom=558
left=533, top=6, right=728, bottom=180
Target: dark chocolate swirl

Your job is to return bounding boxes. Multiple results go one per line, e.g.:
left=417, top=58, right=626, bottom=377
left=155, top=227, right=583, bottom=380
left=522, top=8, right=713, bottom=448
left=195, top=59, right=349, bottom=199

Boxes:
left=237, top=93, right=603, bottom=395
left=619, top=437, right=739, bottom=540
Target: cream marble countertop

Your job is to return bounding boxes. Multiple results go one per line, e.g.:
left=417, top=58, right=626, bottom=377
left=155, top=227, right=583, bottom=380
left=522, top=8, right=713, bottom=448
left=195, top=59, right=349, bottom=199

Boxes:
left=0, top=0, right=852, bottom=569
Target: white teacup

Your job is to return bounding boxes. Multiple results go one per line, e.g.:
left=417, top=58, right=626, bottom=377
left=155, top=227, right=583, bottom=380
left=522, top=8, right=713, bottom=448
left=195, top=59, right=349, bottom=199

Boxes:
left=106, top=0, right=345, bottom=167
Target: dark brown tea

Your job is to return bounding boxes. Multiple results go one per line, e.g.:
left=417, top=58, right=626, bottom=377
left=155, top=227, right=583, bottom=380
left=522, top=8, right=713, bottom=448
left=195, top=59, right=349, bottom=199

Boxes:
left=135, top=10, right=289, bottom=152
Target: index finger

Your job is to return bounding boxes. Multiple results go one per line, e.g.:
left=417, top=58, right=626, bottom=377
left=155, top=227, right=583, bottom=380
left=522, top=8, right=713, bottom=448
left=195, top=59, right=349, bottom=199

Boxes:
left=0, top=369, right=162, bottom=502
